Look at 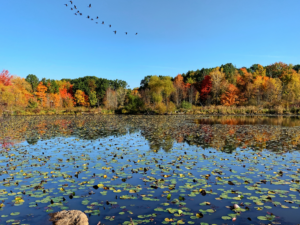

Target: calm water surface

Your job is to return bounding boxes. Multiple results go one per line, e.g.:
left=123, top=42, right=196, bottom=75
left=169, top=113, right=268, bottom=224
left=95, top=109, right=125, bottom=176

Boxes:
left=0, top=115, right=300, bottom=225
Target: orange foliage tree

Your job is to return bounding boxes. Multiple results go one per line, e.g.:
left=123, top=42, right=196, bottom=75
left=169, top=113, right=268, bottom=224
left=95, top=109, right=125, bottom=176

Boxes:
left=173, top=74, right=185, bottom=106
left=58, top=81, right=74, bottom=107
left=35, top=82, right=48, bottom=107
left=221, top=84, right=239, bottom=106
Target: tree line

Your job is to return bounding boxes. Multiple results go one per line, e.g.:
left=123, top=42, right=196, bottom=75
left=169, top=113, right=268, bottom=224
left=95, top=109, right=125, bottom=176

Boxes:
left=0, top=62, right=300, bottom=113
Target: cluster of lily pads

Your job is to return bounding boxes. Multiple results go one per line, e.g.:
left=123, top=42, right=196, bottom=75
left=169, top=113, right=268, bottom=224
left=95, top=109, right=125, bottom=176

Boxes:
left=0, top=115, right=300, bottom=224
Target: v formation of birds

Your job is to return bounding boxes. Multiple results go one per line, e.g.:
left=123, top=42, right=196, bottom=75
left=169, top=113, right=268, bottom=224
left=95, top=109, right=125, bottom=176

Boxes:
left=64, top=1, right=138, bottom=35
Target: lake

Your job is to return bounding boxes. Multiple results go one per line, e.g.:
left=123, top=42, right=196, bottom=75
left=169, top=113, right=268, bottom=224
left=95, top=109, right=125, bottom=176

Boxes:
left=0, top=115, right=300, bottom=225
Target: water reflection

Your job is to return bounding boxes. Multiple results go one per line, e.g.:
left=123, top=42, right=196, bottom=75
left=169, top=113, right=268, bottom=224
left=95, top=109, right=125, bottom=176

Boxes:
left=192, top=115, right=300, bottom=126
left=1, top=116, right=300, bottom=224
left=1, top=115, right=300, bottom=154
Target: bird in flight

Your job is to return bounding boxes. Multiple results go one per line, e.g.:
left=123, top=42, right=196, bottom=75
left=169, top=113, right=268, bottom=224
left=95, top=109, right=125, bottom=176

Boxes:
left=96, top=22, right=98, bottom=24
left=102, top=21, right=104, bottom=24
left=125, top=32, right=127, bottom=35
left=70, top=0, right=72, bottom=4
left=71, top=8, right=73, bottom=10
left=91, top=18, right=94, bottom=21
left=89, top=4, right=91, bottom=8
left=113, top=31, right=117, bottom=34
left=109, top=25, right=111, bottom=27
left=74, top=5, right=77, bottom=9
left=136, top=33, right=138, bottom=35
left=96, top=16, right=99, bottom=19
left=80, top=13, right=82, bottom=16
left=87, top=15, right=90, bottom=19
left=64, top=4, right=68, bottom=6
left=74, top=13, right=77, bottom=15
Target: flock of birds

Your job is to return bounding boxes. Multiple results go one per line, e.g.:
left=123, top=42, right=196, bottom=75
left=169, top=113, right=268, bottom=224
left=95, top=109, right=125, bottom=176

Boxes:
left=64, top=1, right=138, bottom=35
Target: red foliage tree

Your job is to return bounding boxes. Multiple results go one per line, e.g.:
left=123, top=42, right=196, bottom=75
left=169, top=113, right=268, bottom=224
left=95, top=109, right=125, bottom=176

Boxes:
left=0, top=70, right=13, bottom=86
left=200, top=75, right=212, bottom=101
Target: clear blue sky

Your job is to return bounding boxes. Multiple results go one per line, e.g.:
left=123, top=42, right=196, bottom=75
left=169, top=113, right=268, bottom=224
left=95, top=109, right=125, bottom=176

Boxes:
left=1, top=0, right=299, bottom=88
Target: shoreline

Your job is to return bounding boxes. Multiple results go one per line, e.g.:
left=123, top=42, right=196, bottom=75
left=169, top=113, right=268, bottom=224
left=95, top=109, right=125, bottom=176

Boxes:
left=1, top=112, right=300, bottom=117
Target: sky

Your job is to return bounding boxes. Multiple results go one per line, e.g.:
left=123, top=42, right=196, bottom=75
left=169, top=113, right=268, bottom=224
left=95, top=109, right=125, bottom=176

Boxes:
left=1, top=0, right=300, bottom=88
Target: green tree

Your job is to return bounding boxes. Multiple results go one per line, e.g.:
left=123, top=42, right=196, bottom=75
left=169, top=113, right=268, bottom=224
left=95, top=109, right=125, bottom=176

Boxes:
left=89, top=91, right=97, bottom=106
left=293, top=64, right=300, bottom=73
left=161, top=76, right=175, bottom=104
left=220, top=63, right=237, bottom=84
left=41, top=78, right=59, bottom=94
left=25, top=74, right=39, bottom=92
left=124, top=94, right=144, bottom=112
left=140, top=75, right=153, bottom=90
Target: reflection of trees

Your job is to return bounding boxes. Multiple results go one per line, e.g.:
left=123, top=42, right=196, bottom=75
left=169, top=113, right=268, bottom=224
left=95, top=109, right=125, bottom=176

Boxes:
left=194, top=116, right=300, bottom=127
left=1, top=115, right=300, bottom=154
left=26, top=137, right=39, bottom=145
left=141, top=126, right=173, bottom=152
left=1, top=139, right=14, bottom=148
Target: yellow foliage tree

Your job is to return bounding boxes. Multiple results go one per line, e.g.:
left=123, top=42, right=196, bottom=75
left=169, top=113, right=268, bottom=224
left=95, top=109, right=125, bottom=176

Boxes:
left=253, top=76, right=269, bottom=105
left=74, top=90, right=86, bottom=106
left=0, top=83, right=14, bottom=106
left=253, top=64, right=266, bottom=78
left=11, top=76, right=33, bottom=107
left=148, top=76, right=174, bottom=105
left=284, top=72, right=300, bottom=103
left=209, top=67, right=226, bottom=104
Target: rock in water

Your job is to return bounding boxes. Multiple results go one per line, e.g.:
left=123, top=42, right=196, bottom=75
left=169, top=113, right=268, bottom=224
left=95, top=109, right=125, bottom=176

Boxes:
left=49, top=210, right=88, bottom=225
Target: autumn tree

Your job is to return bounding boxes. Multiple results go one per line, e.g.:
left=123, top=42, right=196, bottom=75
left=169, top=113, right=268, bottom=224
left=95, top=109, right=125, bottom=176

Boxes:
left=209, top=67, right=226, bottom=104
left=237, top=68, right=253, bottom=104
left=221, top=84, right=239, bottom=106
left=266, top=62, right=290, bottom=79
left=148, top=76, right=174, bottom=106
left=57, top=80, right=74, bottom=108
left=0, top=70, right=14, bottom=107
left=74, top=90, right=88, bottom=106
left=116, top=87, right=127, bottom=107
left=172, top=74, right=185, bottom=106
left=283, top=71, right=300, bottom=103
left=161, top=76, right=175, bottom=105
left=103, top=88, right=117, bottom=109
left=252, top=64, right=266, bottom=78
left=264, top=78, right=282, bottom=103
left=11, top=76, right=33, bottom=107
left=35, top=82, right=48, bottom=107
left=198, top=75, right=212, bottom=104
left=0, top=83, right=14, bottom=106
left=0, top=70, right=13, bottom=86
left=41, top=78, right=59, bottom=94
left=186, top=77, right=197, bottom=104
left=140, top=88, right=151, bottom=106
left=252, top=76, right=269, bottom=105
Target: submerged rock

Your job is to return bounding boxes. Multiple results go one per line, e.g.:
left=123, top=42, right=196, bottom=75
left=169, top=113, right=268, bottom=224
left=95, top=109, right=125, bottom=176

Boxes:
left=49, top=210, right=88, bottom=225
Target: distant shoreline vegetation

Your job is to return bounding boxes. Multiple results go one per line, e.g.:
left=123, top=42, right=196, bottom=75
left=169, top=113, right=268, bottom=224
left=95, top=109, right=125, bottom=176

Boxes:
left=1, top=62, right=300, bottom=116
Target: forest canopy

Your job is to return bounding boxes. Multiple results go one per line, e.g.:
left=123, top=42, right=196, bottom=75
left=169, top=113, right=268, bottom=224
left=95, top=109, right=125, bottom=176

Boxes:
left=1, top=62, right=300, bottom=113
